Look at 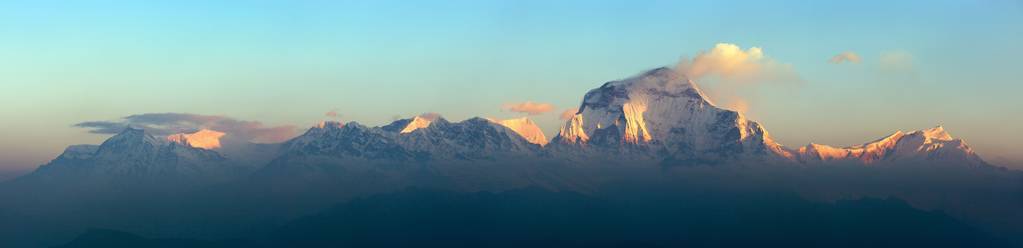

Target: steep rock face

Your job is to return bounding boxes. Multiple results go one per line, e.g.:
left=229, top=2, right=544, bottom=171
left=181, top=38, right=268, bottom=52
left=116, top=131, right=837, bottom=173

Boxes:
left=557, top=114, right=589, bottom=144
left=550, top=67, right=789, bottom=165
left=399, top=116, right=434, bottom=134
left=792, top=126, right=988, bottom=166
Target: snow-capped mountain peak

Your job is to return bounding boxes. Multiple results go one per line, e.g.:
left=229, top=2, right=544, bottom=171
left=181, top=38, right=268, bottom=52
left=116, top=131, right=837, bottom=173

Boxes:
left=273, top=115, right=543, bottom=167
left=291, top=121, right=346, bottom=141
left=166, top=129, right=226, bottom=150
left=280, top=121, right=415, bottom=161
left=567, top=67, right=711, bottom=144
left=315, top=120, right=345, bottom=129
left=93, top=127, right=165, bottom=158
left=489, top=117, right=548, bottom=146
left=103, top=127, right=163, bottom=146
left=400, top=116, right=434, bottom=134
left=550, top=67, right=788, bottom=164
left=24, top=127, right=236, bottom=188
left=915, top=125, right=953, bottom=141
left=396, top=117, right=541, bottom=159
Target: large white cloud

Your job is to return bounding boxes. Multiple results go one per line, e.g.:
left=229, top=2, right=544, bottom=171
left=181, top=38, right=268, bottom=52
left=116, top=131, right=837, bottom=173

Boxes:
left=677, top=43, right=799, bottom=83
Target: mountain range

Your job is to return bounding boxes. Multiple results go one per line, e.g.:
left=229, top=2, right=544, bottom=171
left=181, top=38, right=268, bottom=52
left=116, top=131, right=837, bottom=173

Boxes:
left=13, top=67, right=993, bottom=188
left=2, top=66, right=1018, bottom=248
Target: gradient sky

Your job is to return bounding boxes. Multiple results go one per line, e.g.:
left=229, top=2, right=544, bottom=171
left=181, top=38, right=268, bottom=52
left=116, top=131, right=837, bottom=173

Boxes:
left=2, top=0, right=1022, bottom=176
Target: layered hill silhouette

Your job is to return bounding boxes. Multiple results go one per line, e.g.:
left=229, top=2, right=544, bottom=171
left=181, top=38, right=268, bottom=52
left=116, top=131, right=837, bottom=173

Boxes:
left=56, top=188, right=1012, bottom=248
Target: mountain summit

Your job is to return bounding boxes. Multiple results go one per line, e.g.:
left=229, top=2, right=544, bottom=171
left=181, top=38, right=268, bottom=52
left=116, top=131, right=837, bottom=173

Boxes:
left=490, top=117, right=548, bottom=146
left=21, top=128, right=236, bottom=189
left=166, top=129, right=226, bottom=150
left=550, top=67, right=789, bottom=165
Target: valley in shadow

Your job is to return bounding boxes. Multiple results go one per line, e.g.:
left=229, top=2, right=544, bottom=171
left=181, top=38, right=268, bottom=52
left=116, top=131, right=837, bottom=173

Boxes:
left=56, top=186, right=1011, bottom=248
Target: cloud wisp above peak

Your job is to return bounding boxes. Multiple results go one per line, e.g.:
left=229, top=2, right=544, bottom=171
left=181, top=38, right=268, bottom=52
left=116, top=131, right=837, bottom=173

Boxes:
left=559, top=108, right=578, bottom=120
left=879, top=50, right=915, bottom=73
left=325, top=109, right=340, bottom=118
left=674, top=43, right=802, bottom=117
left=73, top=113, right=299, bottom=144
left=503, top=101, right=555, bottom=115
left=829, top=51, right=862, bottom=64
left=417, top=112, right=443, bottom=121
left=676, top=43, right=800, bottom=83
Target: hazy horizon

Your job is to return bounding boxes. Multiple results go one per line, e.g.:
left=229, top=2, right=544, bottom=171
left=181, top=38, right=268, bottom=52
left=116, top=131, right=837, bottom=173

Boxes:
left=3, top=0, right=1022, bottom=174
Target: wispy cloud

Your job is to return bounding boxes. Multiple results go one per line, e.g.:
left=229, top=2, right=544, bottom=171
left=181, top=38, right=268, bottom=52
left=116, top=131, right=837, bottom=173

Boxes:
left=418, top=112, right=442, bottom=121
left=325, top=109, right=340, bottom=118
left=73, top=113, right=298, bottom=143
left=879, top=51, right=914, bottom=73
left=875, top=50, right=920, bottom=83
left=559, top=108, right=578, bottom=120
left=829, top=51, right=862, bottom=64
left=675, top=43, right=801, bottom=115
left=725, top=99, right=749, bottom=114
left=503, top=101, right=554, bottom=115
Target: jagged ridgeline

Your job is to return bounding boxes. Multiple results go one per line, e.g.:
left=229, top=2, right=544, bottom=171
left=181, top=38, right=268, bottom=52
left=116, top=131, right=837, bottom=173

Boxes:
left=21, top=67, right=991, bottom=189
left=2, top=67, right=1016, bottom=248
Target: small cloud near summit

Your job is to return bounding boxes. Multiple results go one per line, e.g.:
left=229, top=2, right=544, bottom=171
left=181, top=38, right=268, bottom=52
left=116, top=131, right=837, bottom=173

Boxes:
left=674, top=43, right=801, bottom=120
left=325, top=109, right=341, bottom=118
left=74, top=113, right=298, bottom=143
left=829, top=51, right=862, bottom=64
left=725, top=100, right=750, bottom=114
left=503, top=101, right=554, bottom=115
left=559, top=108, right=578, bottom=120
left=418, top=112, right=442, bottom=121
left=676, top=43, right=799, bottom=83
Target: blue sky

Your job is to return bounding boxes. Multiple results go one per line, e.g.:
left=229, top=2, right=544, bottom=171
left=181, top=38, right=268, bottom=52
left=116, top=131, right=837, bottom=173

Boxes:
left=1, top=0, right=1022, bottom=174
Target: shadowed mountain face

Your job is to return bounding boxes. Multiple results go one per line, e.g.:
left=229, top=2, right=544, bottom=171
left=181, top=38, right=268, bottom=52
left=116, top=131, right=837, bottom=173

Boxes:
left=57, top=188, right=1011, bottom=248
left=2, top=67, right=1019, bottom=248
